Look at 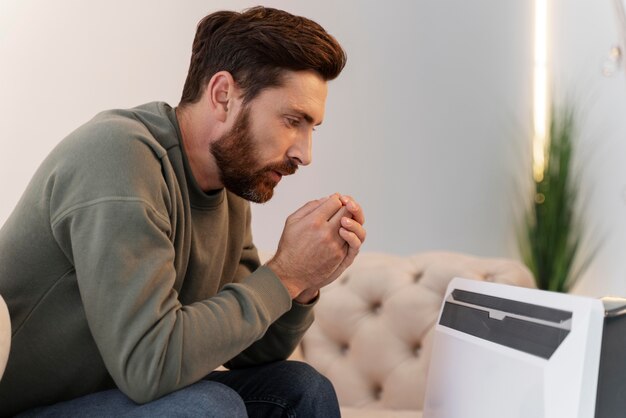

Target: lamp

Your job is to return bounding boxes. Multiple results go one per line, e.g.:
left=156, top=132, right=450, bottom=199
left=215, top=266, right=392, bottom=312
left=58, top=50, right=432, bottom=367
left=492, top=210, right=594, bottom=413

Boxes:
left=604, top=0, right=626, bottom=76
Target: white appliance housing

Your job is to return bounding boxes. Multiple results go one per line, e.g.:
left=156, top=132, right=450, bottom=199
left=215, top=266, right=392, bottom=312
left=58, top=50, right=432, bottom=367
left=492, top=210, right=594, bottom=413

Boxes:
left=423, top=277, right=626, bottom=418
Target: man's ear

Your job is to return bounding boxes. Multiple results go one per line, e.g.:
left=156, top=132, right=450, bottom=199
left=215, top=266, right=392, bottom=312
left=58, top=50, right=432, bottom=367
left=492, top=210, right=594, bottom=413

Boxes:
left=206, top=71, right=239, bottom=123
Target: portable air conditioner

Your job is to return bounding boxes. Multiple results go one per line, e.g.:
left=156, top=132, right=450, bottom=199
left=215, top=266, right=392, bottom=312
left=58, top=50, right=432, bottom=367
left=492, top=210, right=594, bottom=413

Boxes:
left=423, top=277, right=626, bottom=418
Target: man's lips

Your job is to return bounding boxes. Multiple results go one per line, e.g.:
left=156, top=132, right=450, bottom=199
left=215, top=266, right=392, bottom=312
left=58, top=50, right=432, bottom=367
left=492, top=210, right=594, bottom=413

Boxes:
left=264, top=161, right=297, bottom=184
left=269, top=170, right=283, bottom=183
left=270, top=167, right=297, bottom=180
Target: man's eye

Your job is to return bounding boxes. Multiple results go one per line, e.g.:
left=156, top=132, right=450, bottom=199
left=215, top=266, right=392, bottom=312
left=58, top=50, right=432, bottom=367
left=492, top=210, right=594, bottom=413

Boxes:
left=286, top=117, right=300, bottom=127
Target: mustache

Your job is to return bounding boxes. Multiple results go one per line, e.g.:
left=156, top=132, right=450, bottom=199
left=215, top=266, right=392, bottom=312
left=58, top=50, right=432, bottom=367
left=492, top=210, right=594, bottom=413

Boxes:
left=264, top=159, right=298, bottom=176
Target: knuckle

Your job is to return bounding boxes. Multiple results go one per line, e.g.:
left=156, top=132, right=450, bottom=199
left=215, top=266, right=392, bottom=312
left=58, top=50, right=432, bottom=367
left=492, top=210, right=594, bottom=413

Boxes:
left=330, top=239, right=344, bottom=253
left=310, top=218, right=324, bottom=230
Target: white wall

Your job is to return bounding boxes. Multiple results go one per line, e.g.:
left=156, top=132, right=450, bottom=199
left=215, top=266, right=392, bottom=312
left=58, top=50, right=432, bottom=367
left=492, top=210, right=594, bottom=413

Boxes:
left=250, top=0, right=533, bottom=261
left=6, top=1, right=590, bottom=287
left=551, top=0, right=626, bottom=297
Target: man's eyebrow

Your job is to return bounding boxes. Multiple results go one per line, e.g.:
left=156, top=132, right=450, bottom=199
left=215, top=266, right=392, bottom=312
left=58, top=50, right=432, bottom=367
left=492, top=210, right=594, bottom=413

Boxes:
left=290, top=108, right=323, bottom=126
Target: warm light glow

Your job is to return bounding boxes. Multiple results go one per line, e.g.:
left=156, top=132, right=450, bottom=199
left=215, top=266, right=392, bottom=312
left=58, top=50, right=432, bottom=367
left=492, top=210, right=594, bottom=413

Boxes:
left=533, top=0, right=549, bottom=183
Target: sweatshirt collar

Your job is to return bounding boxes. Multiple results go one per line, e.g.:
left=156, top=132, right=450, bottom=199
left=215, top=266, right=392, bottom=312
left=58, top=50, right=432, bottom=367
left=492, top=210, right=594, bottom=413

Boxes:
left=164, top=103, right=225, bottom=210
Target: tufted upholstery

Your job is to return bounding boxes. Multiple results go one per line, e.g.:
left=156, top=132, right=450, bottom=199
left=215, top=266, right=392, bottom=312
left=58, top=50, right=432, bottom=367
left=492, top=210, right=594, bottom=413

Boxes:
left=297, top=251, right=535, bottom=417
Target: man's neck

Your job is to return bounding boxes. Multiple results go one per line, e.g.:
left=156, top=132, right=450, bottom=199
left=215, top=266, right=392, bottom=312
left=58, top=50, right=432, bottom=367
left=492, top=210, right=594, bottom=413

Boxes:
left=175, top=105, right=223, bottom=192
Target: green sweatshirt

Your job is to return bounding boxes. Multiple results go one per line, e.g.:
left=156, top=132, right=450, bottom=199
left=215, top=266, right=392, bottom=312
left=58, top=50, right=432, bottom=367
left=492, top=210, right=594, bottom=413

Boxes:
left=0, top=102, right=314, bottom=416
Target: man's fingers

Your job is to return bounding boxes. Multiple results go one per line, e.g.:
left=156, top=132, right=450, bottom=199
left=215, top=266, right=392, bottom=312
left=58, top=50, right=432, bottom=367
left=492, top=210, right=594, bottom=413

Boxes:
left=340, top=216, right=366, bottom=243
left=309, top=194, right=344, bottom=221
left=339, top=227, right=363, bottom=250
left=328, top=239, right=359, bottom=282
left=328, top=206, right=349, bottom=228
left=289, top=197, right=329, bottom=221
left=339, top=195, right=365, bottom=225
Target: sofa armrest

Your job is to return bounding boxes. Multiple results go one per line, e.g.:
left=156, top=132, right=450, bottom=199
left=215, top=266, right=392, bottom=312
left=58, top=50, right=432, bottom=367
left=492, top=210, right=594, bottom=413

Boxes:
left=0, top=294, right=10, bottom=381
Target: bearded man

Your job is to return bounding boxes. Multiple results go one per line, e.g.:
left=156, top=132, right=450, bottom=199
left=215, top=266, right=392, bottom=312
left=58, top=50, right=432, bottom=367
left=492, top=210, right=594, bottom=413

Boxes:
left=0, top=6, right=365, bottom=417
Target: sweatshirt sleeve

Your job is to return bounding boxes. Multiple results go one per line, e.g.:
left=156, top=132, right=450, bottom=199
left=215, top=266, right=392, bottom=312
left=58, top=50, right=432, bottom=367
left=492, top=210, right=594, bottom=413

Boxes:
left=225, top=204, right=316, bottom=369
left=225, top=296, right=316, bottom=369
left=51, top=197, right=294, bottom=404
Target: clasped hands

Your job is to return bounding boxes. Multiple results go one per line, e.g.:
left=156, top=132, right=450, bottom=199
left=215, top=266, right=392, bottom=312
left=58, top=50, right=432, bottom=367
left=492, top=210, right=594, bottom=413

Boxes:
left=267, top=193, right=366, bottom=303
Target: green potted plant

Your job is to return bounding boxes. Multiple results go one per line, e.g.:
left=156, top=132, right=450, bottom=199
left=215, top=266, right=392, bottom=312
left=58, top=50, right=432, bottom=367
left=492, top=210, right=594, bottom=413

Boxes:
left=519, top=103, right=591, bottom=292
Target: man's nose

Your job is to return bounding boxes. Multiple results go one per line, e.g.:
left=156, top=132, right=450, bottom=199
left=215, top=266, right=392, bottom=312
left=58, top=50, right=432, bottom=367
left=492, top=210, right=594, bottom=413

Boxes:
left=288, top=132, right=312, bottom=166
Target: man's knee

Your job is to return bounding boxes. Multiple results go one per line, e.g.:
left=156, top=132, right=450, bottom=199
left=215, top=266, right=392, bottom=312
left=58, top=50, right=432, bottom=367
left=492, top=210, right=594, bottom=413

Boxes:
left=272, top=361, right=337, bottom=399
left=158, top=381, right=247, bottom=417
left=15, top=382, right=248, bottom=418
left=267, top=361, right=340, bottom=417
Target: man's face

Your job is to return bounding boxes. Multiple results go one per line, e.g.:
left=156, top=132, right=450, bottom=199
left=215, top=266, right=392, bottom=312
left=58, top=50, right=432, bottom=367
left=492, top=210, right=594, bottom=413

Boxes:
left=210, top=106, right=297, bottom=203
left=211, top=70, right=328, bottom=203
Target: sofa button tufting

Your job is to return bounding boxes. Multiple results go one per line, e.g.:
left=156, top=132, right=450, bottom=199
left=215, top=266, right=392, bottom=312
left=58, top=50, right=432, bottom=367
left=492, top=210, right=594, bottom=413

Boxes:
left=373, top=385, right=383, bottom=399
left=413, top=271, right=423, bottom=283
left=371, top=301, right=382, bottom=314
left=340, top=274, right=350, bottom=285
left=412, top=343, right=421, bottom=357
left=340, top=343, right=349, bottom=355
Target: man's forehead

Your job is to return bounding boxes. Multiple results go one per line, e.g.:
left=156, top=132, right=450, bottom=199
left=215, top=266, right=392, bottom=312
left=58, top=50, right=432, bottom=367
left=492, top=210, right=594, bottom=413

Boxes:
left=242, top=70, right=327, bottom=125
left=278, top=71, right=328, bottom=123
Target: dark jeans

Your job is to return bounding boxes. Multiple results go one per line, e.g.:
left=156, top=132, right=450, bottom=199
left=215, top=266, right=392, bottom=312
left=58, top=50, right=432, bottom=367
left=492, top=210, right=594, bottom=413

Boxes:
left=17, top=361, right=340, bottom=417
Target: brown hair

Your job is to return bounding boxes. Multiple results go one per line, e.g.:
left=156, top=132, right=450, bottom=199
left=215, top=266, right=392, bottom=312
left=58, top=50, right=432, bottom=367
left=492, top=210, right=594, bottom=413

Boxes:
left=180, top=6, right=347, bottom=106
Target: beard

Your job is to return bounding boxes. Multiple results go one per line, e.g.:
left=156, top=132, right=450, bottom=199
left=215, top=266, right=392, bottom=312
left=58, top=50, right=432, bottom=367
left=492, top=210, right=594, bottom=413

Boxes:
left=210, top=106, right=298, bottom=203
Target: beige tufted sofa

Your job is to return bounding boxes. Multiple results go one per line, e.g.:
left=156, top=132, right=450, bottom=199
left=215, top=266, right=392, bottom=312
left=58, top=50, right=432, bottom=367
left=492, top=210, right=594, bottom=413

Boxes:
left=290, top=251, right=535, bottom=418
